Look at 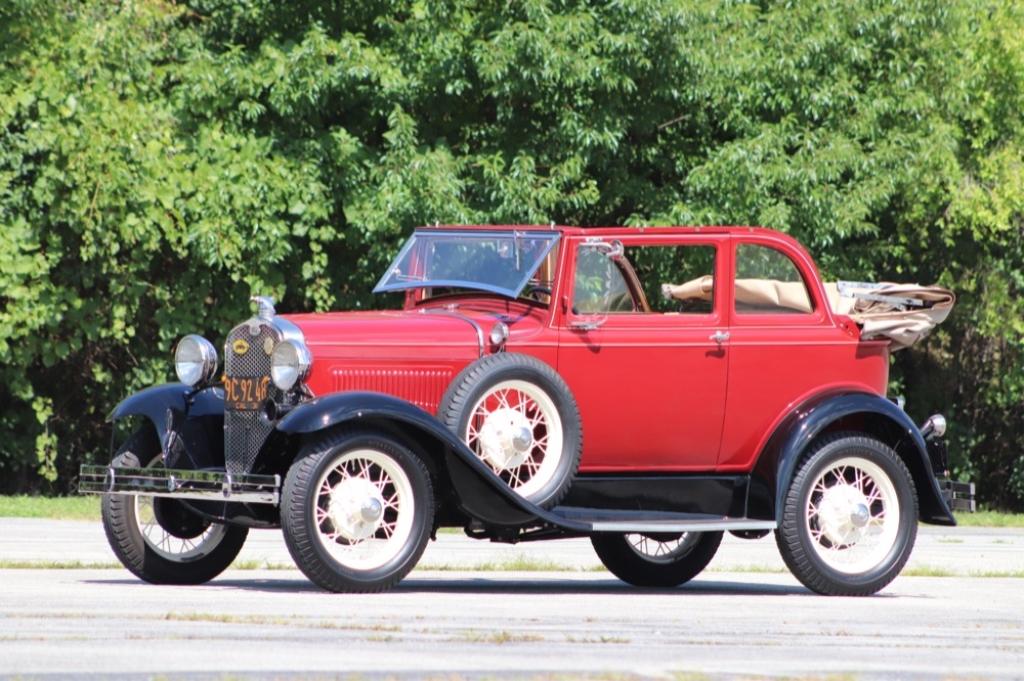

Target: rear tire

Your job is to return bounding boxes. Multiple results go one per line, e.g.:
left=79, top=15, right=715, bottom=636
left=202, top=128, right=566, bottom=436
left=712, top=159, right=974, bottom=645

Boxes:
left=281, top=429, right=434, bottom=593
left=591, top=532, right=723, bottom=587
left=101, top=427, right=248, bottom=585
left=776, top=433, right=918, bottom=596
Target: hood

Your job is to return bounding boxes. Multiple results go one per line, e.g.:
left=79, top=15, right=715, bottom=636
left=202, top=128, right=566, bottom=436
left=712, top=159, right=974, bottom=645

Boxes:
left=279, top=305, right=548, bottom=408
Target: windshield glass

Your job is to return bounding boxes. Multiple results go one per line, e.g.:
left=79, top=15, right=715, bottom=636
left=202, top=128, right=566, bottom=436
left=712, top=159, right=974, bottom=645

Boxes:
left=373, top=230, right=561, bottom=299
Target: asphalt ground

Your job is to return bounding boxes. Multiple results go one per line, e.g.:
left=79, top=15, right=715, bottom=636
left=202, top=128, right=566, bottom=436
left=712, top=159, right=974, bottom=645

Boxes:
left=1, top=519, right=1022, bottom=679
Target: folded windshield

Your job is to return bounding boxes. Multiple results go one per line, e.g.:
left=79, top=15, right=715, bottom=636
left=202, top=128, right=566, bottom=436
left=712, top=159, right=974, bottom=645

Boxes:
left=373, top=230, right=561, bottom=299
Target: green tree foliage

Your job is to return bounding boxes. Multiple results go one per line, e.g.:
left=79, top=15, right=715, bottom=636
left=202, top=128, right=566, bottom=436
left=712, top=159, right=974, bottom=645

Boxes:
left=1, top=0, right=1022, bottom=507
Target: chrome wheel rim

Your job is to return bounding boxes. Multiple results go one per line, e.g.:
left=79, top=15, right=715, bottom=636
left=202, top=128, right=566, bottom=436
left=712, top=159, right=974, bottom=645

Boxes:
left=625, top=532, right=700, bottom=564
left=806, top=456, right=900, bottom=574
left=465, top=380, right=563, bottom=498
left=132, top=457, right=226, bottom=561
left=313, top=449, right=415, bottom=571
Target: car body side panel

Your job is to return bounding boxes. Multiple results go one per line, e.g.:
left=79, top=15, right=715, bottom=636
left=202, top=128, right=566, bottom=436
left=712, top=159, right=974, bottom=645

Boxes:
left=556, top=233, right=732, bottom=471
left=718, top=234, right=890, bottom=470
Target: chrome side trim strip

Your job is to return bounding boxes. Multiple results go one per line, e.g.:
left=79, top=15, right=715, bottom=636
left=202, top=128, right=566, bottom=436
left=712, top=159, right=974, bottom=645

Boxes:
left=590, top=519, right=778, bottom=533
left=421, top=309, right=486, bottom=357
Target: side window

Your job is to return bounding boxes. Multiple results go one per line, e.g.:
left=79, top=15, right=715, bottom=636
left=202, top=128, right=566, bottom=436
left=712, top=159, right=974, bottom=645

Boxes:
left=628, top=244, right=717, bottom=314
left=734, top=244, right=813, bottom=314
left=572, top=246, right=635, bottom=313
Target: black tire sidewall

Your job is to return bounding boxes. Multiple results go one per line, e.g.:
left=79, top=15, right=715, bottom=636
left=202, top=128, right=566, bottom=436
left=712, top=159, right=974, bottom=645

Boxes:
left=101, top=427, right=248, bottom=585
left=784, top=436, right=918, bottom=593
left=283, top=430, right=433, bottom=591
left=441, top=354, right=582, bottom=508
left=591, top=531, right=723, bottom=588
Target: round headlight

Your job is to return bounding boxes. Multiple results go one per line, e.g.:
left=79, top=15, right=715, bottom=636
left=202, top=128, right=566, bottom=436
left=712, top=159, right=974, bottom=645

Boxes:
left=271, top=339, right=312, bottom=391
left=174, top=335, right=218, bottom=387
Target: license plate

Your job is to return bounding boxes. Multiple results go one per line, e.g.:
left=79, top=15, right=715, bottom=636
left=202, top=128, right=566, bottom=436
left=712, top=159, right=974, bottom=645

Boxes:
left=224, top=376, right=271, bottom=411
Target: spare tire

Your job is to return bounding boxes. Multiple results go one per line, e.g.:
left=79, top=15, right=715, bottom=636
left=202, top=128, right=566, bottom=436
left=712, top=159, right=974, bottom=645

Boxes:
left=439, top=353, right=582, bottom=508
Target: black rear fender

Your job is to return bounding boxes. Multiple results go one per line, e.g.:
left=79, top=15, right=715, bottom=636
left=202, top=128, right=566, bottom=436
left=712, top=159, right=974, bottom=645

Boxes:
left=276, top=391, right=539, bottom=526
left=750, top=391, right=955, bottom=526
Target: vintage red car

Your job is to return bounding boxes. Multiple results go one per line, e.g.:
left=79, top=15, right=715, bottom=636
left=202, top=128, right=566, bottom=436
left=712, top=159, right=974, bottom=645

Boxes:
left=80, top=225, right=974, bottom=595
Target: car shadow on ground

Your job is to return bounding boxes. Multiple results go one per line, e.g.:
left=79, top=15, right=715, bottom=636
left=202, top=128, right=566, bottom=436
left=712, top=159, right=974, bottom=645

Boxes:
left=82, top=575, right=815, bottom=597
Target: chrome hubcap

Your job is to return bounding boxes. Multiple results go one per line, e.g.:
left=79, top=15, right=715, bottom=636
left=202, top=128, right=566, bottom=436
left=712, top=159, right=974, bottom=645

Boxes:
left=327, top=476, right=386, bottom=541
left=478, top=407, right=534, bottom=471
left=817, top=484, right=872, bottom=545
left=465, top=380, right=564, bottom=497
left=806, top=456, right=900, bottom=574
left=313, top=449, right=415, bottom=571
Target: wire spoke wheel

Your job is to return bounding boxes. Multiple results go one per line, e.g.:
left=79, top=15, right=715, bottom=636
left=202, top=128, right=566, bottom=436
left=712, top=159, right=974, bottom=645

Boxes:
left=804, top=456, right=899, bottom=574
left=311, top=449, right=415, bottom=572
left=465, top=379, right=564, bottom=499
left=127, top=454, right=228, bottom=562
left=133, top=495, right=227, bottom=562
left=100, top=427, right=247, bottom=585
left=776, top=433, right=918, bottom=596
left=592, top=531, right=723, bottom=587
left=624, top=532, right=701, bottom=565
left=282, top=430, right=433, bottom=593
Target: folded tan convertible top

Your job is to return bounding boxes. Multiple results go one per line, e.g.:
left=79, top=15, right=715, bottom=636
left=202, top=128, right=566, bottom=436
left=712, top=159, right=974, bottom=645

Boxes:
left=825, top=282, right=955, bottom=350
left=663, top=277, right=954, bottom=350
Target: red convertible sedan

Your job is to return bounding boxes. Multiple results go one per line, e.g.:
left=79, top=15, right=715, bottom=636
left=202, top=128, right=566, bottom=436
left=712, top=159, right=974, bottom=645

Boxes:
left=80, top=225, right=973, bottom=595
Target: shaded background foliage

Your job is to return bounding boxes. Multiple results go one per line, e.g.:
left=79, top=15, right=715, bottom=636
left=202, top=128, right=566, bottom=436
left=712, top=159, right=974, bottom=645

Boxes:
left=1, top=0, right=1022, bottom=508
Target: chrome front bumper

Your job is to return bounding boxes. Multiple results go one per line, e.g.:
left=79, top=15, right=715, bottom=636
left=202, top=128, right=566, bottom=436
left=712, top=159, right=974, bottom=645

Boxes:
left=78, top=465, right=280, bottom=505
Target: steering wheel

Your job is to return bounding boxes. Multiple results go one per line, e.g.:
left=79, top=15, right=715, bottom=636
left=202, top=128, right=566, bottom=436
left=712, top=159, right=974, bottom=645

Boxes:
left=523, top=284, right=553, bottom=301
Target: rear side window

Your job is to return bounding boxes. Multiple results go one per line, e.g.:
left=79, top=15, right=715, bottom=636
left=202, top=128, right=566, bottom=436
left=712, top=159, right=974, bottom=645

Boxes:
left=734, top=244, right=813, bottom=314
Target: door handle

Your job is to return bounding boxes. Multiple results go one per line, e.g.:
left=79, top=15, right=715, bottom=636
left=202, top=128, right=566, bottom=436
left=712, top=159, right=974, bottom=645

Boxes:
left=710, top=330, right=730, bottom=345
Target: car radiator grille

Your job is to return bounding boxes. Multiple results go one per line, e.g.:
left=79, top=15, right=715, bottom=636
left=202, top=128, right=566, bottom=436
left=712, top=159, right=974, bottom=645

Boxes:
left=223, top=320, right=282, bottom=475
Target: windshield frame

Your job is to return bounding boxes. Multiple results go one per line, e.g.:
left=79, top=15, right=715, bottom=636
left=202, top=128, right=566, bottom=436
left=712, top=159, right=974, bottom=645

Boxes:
left=372, top=229, right=561, bottom=299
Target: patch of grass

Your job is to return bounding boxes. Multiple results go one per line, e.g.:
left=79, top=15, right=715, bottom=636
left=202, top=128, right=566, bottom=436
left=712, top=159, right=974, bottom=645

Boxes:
left=902, top=565, right=1024, bottom=578
left=0, top=559, right=121, bottom=569
left=936, top=537, right=964, bottom=544
left=565, top=635, right=631, bottom=644
left=164, top=612, right=401, bottom=632
left=954, top=510, right=1024, bottom=528
left=418, top=556, right=603, bottom=572
left=455, top=630, right=545, bottom=644
left=707, top=564, right=787, bottom=574
left=0, top=495, right=101, bottom=520
left=229, top=559, right=295, bottom=570
left=0, top=559, right=297, bottom=571
left=902, top=565, right=958, bottom=577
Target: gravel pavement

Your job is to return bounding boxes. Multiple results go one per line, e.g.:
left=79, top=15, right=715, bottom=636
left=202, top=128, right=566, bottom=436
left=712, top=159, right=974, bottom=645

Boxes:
left=0, top=519, right=1022, bottom=679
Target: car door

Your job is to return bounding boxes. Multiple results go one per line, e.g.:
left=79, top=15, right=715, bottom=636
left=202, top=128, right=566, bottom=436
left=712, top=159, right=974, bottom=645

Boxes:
left=556, top=234, right=731, bottom=472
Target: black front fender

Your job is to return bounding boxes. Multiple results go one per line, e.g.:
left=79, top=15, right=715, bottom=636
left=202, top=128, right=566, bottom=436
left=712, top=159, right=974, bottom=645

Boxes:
left=277, top=391, right=543, bottom=526
left=108, top=383, right=224, bottom=468
left=750, top=391, right=955, bottom=526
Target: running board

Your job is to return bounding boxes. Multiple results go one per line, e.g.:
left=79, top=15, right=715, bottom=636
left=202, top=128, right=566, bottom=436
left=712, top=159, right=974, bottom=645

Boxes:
left=545, top=506, right=777, bottom=533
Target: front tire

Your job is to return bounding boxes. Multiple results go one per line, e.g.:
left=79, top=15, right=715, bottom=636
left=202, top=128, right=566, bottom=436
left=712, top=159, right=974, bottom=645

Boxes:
left=776, top=433, right=918, bottom=596
left=281, top=429, right=434, bottom=593
left=591, top=532, right=723, bottom=587
left=101, top=427, right=248, bottom=585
